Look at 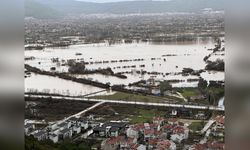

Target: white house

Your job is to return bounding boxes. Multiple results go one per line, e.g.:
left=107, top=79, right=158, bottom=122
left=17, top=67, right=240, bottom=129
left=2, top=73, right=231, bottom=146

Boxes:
left=58, top=121, right=71, bottom=130
left=68, top=117, right=79, bottom=126
left=60, top=128, right=73, bottom=139
left=50, top=123, right=58, bottom=130
left=73, top=125, right=81, bottom=134
left=137, top=144, right=146, bottom=150
left=170, top=126, right=189, bottom=143
left=49, top=133, right=59, bottom=143
left=33, top=130, right=47, bottom=141
left=51, top=128, right=61, bottom=136
left=24, top=123, right=35, bottom=135
left=151, top=88, right=161, bottom=95
left=126, top=127, right=139, bottom=139
left=78, top=118, right=89, bottom=130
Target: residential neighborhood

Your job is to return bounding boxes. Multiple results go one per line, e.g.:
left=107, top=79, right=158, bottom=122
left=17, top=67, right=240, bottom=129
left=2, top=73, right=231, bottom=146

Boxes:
left=25, top=114, right=225, bottom=149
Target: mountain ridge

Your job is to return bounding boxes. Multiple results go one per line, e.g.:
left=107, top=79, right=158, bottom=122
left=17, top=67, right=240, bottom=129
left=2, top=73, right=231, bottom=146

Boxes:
left=25, top=0, right=224, bottom=19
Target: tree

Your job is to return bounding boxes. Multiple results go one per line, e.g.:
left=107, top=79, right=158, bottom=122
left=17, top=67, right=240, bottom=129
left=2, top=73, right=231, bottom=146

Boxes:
left=68, top=61, right=86, bottom=73
left=160, top=81, right=172, bottom=95
left=198, top=78, right=208, bottom=89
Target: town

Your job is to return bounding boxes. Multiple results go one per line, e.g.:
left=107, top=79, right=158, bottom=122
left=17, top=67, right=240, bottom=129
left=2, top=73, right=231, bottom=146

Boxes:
left=25, top=100, right=224, bottom=150
left=24, top=0, right=225, bottom=149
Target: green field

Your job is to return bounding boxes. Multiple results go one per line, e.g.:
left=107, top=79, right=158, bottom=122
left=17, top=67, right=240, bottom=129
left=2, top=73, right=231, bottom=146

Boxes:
left=91, top=92, right=183, bottom=103
left=188, top=121, right=206, bottom=132
left=130, top=109, right=165, bottom=124
left=179, top=88, right=200, bottom=98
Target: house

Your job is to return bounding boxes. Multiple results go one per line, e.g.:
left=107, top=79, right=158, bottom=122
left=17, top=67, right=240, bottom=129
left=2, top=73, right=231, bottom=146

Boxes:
left=126, top=127, right=139, bottom=139
left=120, top=137, right=137, bottom=149
left=110, top=126, right=119, bottom=137
left=156, top=139, right=176, bottom=150
left=93, top=126, right=106, bottom=137
left=162, top=124, right=175, bottom=138
left=195, top=111, right=206, bottom=120
left=153, top=117, right=165, bottom=126
left=88, top=121, right=100, bottom=128
left=59, top=128, right=72, bottom=139
left=24, top=123, right=35, bottom=135
left=215, top=115, right=225, bottom=128
left=68, top=117, right=78, bottom=125
left=132, top=123, right=145, bottom=132
left=148, top=138, right=159, bottom=149
left=168, top=118, right=178, bottom=125
left=78, top=117, right=89, bottom=130
left=170, top=126, right=189, bottom=143
left=57, top=121, right=71, bottom=130
left=102, top=136, right=137, bottom=150
left=49, top=133, right=59, bottom=143
left=151, top=87, right=161, bottom=95
left=144, top=123, right=150, bottom=130
left=102, top=136, right=124, bottom=150
left=144, top=129, right=156, bottom=141
left=146, top=77, right=155, bottom=86
left=93, top=122, right=127, bottom=137
left=50, top=123, right=58, bottom=131
left=136, top=144, right=146, bottom=150
left=170, top=109, right=178, bottom=116
left=73, top=125, right=81, bottom=134
left=33, top=130, right=47, bottom=141
left=50, top=128, right=61, bottom=136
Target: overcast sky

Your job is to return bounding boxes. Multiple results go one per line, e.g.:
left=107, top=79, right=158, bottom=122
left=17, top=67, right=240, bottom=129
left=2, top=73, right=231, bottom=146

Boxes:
left=77, top=0, right=170, bottom=3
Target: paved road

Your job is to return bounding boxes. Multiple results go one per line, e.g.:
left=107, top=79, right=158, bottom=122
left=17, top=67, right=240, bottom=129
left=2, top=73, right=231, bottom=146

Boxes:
left=201, top=120, right=216, bottom=134
left=25, top=94, right=224, bottom=111
left=64, top=101, right=105, bottom=120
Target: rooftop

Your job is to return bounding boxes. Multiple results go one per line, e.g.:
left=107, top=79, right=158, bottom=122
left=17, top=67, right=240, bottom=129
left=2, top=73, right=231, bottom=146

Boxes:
left=60, top=128, right=71, bottom=134
left=24, top=123, right=33, bottom=128
left=33, top=130, right=47, bottom=137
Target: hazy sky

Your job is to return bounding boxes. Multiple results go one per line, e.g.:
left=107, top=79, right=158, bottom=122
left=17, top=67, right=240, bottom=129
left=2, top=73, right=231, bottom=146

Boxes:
left=77, top=0, right=170, bottom=3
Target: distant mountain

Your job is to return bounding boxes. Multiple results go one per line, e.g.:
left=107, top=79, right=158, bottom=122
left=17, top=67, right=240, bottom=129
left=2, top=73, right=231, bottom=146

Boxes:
left=25, top=0, right=224, bottom=19
left=25, top=0, right=62, bottom=19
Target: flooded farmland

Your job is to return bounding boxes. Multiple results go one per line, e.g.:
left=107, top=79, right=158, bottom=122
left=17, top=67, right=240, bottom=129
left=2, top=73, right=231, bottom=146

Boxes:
left=25, top=39, right=225, bottom=94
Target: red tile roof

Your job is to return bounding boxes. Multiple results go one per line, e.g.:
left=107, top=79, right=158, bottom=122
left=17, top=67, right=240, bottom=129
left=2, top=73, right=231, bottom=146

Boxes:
left=144, top=129, right=155, bottom=135
left=106, top=136, right=124, bottom=145
left=162, top=124, right=175, bottom=130
left=148, top=138, right=159, bottom=145
left=168, top=118, right=178, bottom=123
left=130, top=143, right=140, bottom=150
left=172, top=126, right=185, bottom=134
left=132, top=123, right=145, bottom=131
left=156, top=139, right=172, bottom=150
left=215, top=115, right=225, bottom=125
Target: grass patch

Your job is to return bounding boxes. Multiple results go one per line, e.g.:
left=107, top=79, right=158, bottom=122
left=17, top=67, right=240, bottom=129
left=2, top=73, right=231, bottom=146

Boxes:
left=130, top=108, right=165, bottom=124
left=180, top=88, right=200, bottom=99
left=188, top=121, right=206, bottom=132
left=91, top=92, right=181, bottom=103
left=84, top=103, right=167, bottom=124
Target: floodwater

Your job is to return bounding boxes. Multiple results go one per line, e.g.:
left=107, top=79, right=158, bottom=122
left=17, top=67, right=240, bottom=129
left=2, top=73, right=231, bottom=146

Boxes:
left=25, top=39, right=224, bottom=89
left=25, top=73, right=106, bottom=96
